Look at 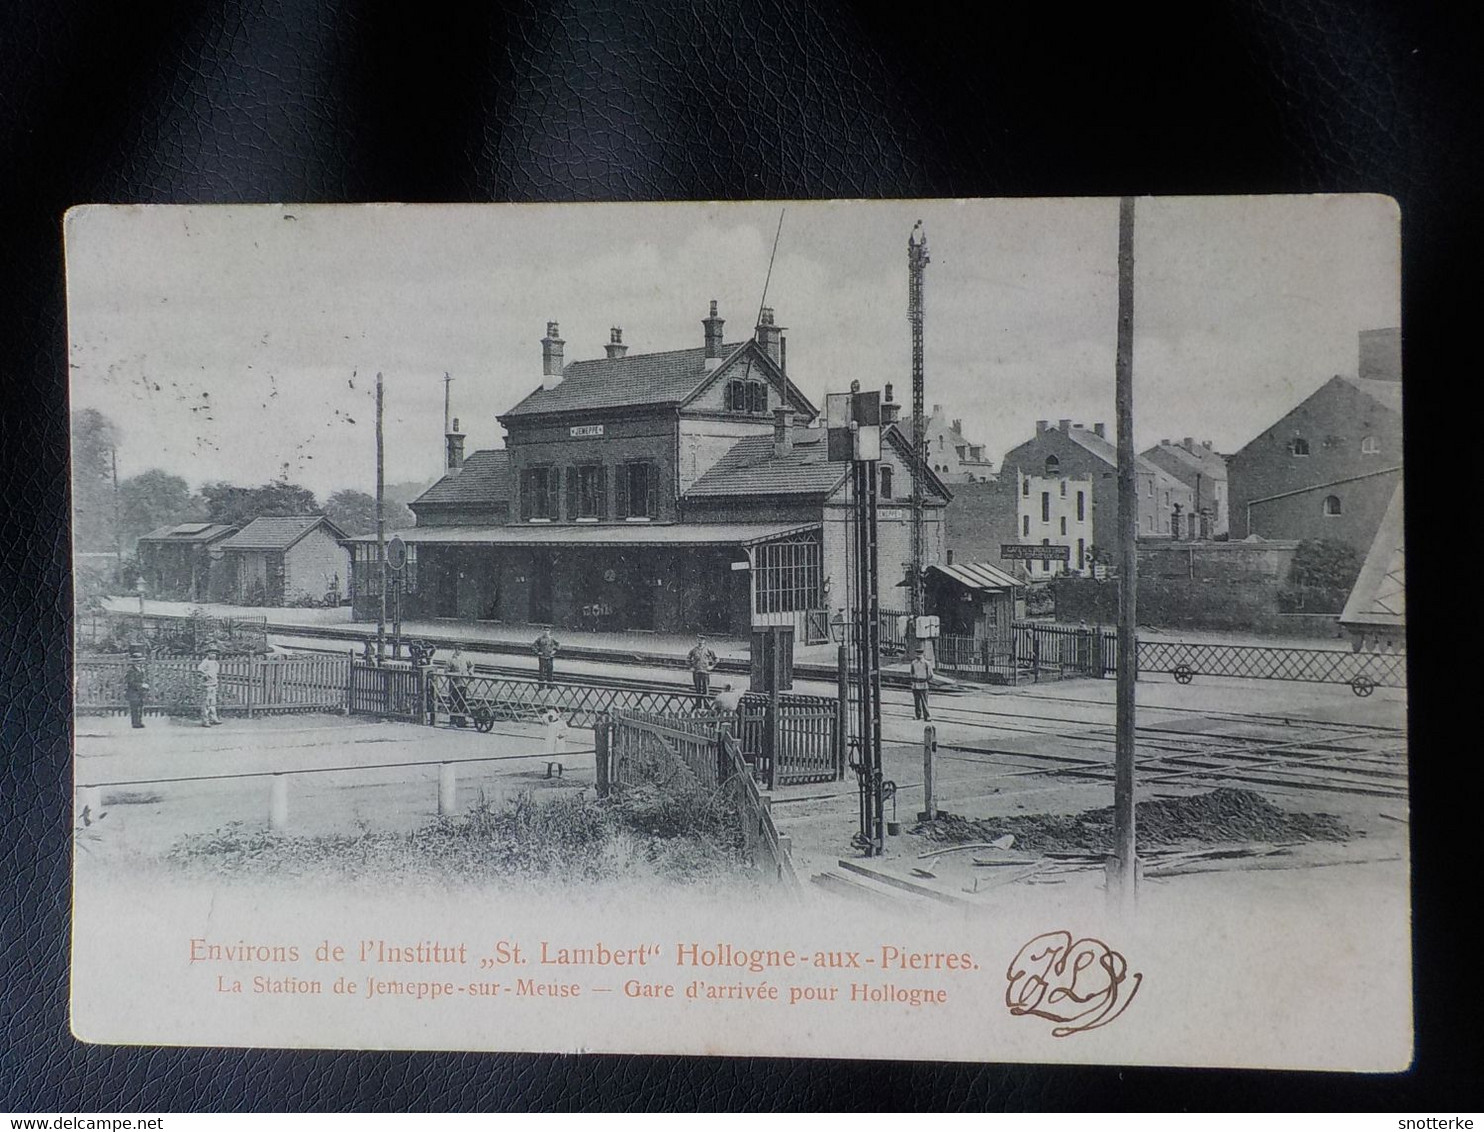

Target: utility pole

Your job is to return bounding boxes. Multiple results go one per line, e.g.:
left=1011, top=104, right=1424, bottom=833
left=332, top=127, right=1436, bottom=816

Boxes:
left=1111, top=196, right=1139, bottom=911
left=443, top=372, right=452, bottom=436
left=907, top=222, right=929, bottom=658
left=376, top=372, right=386, bottom=664
left=110, top=445, right=123, bottom=587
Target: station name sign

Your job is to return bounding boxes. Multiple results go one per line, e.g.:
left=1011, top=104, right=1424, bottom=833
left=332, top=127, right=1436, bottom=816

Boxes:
left=1001, top=543, right=1071, bottom=561
left=569, top=424, right=605, bottom=438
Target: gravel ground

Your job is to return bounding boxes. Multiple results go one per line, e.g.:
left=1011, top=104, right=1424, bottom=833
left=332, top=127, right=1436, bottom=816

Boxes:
left=911, top=787, right=1355, bottom=854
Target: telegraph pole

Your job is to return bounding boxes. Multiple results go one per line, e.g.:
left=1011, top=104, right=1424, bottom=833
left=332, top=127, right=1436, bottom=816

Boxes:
left=1111, top=197, right=1139, bottom=911
left=376, top=371, right=386, bottom=663
left=907, top=223, right=929, bottom=657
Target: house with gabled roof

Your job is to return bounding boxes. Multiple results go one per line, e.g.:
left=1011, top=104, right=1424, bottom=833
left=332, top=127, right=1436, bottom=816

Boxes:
left=218, top=515, right=351, bottom=607
left=354, top=303, right=950, bottom=639
left=997, top=419, right=1195, bottom=576
left=135, top=522, right=239, bottom=602
left=1141, top=437, right=1229, bottom=538
left=1227, top=329, right=1404, bottom=555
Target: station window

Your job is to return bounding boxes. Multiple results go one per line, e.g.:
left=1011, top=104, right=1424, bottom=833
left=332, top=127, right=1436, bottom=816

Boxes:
left=880, top=466, right=894, bottom=499
left=754, top=539, right=822, bottom=614
left=521, top=466, right=557, bottom=520
left=726, top=380, right=768, bottom=414
left=567, top=464, right=607, bottom=520
left=616, top=461, right=658, bottom=519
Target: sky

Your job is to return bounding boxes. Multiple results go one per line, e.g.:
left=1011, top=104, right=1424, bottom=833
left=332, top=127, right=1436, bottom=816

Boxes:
left=65, top=197, right=1400, bottom=498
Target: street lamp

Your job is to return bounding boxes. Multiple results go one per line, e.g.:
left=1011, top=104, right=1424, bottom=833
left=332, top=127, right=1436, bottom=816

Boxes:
left=135, top=576, right=148, bottom=649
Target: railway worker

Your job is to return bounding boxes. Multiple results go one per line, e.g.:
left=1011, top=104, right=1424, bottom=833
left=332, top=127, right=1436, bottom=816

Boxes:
left=196, top=646, right=222, bottom=728
left=687, top=634, right=718, bottom=699
left=124, top=646, right=149, bottom=729
left=532, top=628, right=559, bottom=688
left=909, top=647, right=934, bottom=722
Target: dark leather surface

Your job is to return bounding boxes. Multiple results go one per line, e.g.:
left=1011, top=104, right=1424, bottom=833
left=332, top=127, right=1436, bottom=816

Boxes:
left=1, top=0, right=1476, bottom=1112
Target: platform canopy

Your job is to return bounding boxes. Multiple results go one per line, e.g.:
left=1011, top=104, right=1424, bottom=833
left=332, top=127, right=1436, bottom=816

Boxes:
left=927, top=561, right=1025, bottom=591
left=350, top=521, right=820, bottom=549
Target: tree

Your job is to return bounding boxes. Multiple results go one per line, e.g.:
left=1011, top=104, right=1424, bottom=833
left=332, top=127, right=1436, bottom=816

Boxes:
left=119, top=470, right=204, bottom=548
left=325, top=488, right=415, bottom=535
left=70, top=409, right=119, bottom=552
left=1289, top=539, right=1363, bottom=593
left=201, top=481, right=321, bottom=528
left=1282, top=539, right=1364, bottom=612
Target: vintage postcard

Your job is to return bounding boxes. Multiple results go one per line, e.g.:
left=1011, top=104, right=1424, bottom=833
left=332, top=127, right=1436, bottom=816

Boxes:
left=66, top=197, right=1408, bottom=1068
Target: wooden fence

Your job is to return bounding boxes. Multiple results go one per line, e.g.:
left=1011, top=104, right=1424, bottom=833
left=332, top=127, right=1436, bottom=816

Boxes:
left=76, top=654, right=350, bottom=716
left=606, top=711, right=798, bottom=889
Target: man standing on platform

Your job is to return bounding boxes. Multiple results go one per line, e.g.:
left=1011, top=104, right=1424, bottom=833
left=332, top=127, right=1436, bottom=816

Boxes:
left=197, top=646, right=222, bottom=727
left=124, top=647, right=149, bottom=729
left=687, top=634, right=718, bottom=699
left=532, top=628, right=559, bottom=688
left=909, top=647, right=934, bottom=722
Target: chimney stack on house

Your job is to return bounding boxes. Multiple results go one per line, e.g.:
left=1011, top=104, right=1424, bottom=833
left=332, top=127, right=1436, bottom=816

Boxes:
left=773, top=408, right=795, bottom=458
left=1036, top=419, right=1049, bottom=435
left=755, top=307, right=784, bottom=368
left=605, top=327, right=628, bottom=359
left=445, top=417, right=466, bottom=472
left=1093, top=422, right=1106, bottom=438
left=703, top=299, right=725, bottom=360
left=881, top=383, right=900, bottom=425
left=1358, top=327, right=1401, bottom=382
left=953, top=418, right=963, bottom=434
left=1058, top=418, right=1072, bottom=433
left=541, top=321, right=565, bottom=387
left=1182, top=436, right=1195, bottom=450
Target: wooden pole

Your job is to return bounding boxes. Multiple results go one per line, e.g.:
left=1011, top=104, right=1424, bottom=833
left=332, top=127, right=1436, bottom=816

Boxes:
left=375, top=372, right=386, bottom=664
left=919, top=724, right=937, bottom=822
left=1111, top=196, right=1139, bottom=911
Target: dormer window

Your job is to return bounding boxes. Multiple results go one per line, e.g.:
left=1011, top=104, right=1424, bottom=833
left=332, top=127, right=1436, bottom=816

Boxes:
left=726, top=380, right=768, bottom=414
left=1290, top=437, right=1310, bottom=456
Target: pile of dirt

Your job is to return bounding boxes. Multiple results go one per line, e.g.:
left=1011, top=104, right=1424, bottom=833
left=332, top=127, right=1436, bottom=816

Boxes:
left=913, top=788, right=1354, bottom=854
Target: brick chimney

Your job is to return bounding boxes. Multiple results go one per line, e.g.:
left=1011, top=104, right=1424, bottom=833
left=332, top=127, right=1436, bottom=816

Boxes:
left=773, top=408, right=795, bottom=458
left=1182, top=436, right=1194, bottom=450
left=445, top=417, right=466, bottom=473
left=541, top=321, right=565, bottom=388
left=1036, top=419, right=1049, bottom=435
left=1093, top=422, right=1106, bottom=438
left=1058, top=418, right=1072, bottom=433
left=952, top=418, right=963, bottom=434
left=605, top=327, right=627, bottom=359
left=881, top=384, right=900, bottom=426
left=703, top=300, right=725, bottom=359
left=755, top=306, right=783, bottom=367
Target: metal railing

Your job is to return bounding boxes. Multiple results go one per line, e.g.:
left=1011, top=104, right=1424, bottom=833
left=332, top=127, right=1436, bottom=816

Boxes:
left=1137, top=639, right=1405, bottom=694
left=736, top=692, right=842, bottom=786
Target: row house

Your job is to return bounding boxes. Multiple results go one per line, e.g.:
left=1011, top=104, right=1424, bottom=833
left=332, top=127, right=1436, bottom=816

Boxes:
left=352, top=303, right=950, bottom=640
left=1141, top=437, right=1229, bottom=538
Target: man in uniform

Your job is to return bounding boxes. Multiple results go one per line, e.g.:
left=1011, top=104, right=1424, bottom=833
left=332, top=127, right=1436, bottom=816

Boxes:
left=197, top=646, right=222, bottom=727
left=124, top=647, right=149, bottom=729
left=532, top=628, right=559, bottom=688
left=909, top=647, right=934, bottom=722
left=687, top=634, right=718, bottom=699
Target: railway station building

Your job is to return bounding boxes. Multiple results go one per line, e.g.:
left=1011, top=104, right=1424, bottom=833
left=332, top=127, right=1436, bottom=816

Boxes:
left=350, top=304, right=950, bottom=641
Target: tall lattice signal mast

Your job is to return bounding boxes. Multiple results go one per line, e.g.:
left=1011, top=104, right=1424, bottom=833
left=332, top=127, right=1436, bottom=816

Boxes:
left=908, top=222, right=929, bottom=624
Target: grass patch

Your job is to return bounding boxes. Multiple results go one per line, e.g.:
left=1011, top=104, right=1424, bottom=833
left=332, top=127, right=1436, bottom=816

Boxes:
left=165, top=788, right=755, bottom=889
